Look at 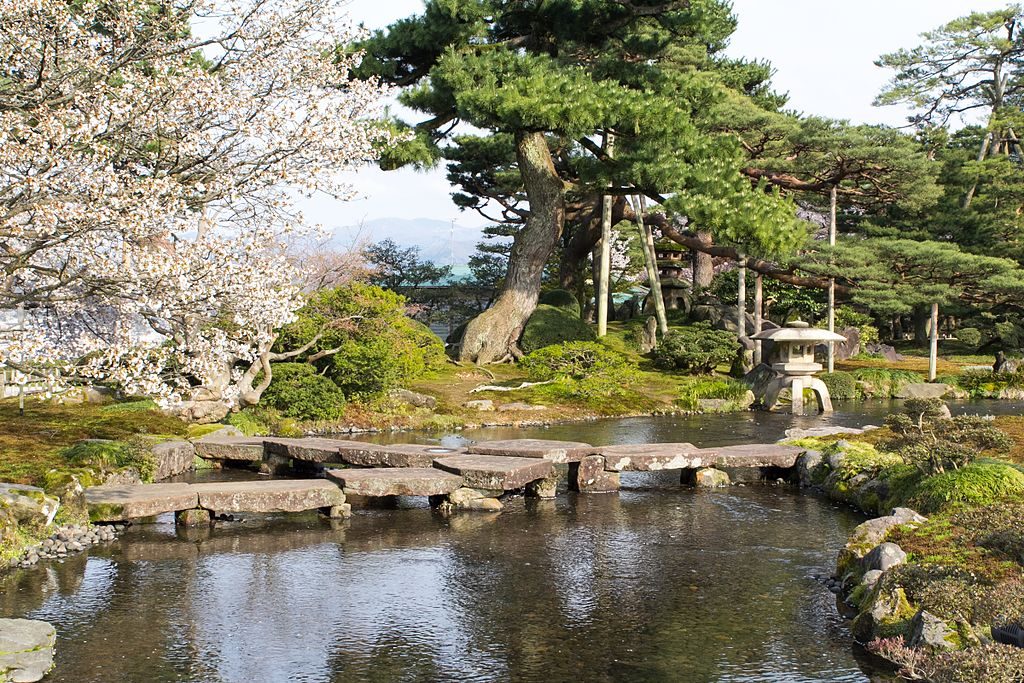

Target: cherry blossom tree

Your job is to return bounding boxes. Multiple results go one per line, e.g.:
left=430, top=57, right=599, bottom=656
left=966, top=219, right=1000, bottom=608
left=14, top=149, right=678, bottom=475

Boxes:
left=0, top=0, right=393, bottom=420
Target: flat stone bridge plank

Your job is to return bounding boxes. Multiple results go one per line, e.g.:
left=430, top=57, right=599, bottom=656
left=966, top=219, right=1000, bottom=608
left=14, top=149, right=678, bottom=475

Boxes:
left=194, top=437, right=265, bottom=462
left=335, top=443, right=467, bottom=468
left=433, top=454, right=555, bottom=490
left=85, top=483, right=198, bottom=522
left=469, top=439, right=597, bottom=463
left=700, top=444, right=804, bottom=469
left=326, top=468, right=463, bottom=497
left=192, top=480, right=345, bottom=514
left=599, top=443, right=701, bottom=471
left=264, top=437, right=354, bottom=463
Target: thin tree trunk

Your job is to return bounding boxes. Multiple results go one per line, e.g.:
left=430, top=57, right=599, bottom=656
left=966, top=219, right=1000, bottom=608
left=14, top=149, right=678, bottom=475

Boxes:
left=929, top=302, right=939, bottom=382
left=597, top=135, right=614, bottom=337
left=633, top=195, right=668, bottom=335
left=458, top=131, right=565, bottom=363
left=692, top=230, right=714, bottom=290
left=827, top=184, right=837, bottom=373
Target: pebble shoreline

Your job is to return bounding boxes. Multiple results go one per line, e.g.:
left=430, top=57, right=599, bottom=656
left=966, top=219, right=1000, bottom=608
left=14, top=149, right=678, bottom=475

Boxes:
left=9, top=523, right=121, bottom=569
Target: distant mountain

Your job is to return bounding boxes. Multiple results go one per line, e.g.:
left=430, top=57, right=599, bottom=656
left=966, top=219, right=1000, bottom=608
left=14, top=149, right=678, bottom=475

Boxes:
left=330, top=217, right=484, bottom=267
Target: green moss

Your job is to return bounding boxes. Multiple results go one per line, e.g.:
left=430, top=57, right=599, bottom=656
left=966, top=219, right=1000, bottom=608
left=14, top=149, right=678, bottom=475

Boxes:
left=675, top=376, right=750, bottom=412
left=187, top=423, right=228, bottom=439
left=60, top=439, right=156, bottom=483
left=912, top=463, right=1024, bottom=514
left=538, top=289, right=581, bottom=316
left=99, top=399, right=158, bottom=413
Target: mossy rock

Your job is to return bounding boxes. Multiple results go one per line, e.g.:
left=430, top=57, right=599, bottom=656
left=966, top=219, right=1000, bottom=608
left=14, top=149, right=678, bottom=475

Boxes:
left=519, top=305, right=596, bottom=354
left=852, top=582, right=917, bottom=643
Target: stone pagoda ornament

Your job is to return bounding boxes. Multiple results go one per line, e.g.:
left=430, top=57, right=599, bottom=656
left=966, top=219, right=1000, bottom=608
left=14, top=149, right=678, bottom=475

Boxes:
left=751, top=321, right=847, bottom=415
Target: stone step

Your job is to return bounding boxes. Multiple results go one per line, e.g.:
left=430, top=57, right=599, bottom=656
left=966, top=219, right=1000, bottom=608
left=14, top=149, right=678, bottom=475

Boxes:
left=86, top=483, right=199, bottom=522
left=599, top=443, right=701, bottom=471
left=699, top=444, right=804, bottom=468
left=264, top=437, right=355, bottom=463
left=468, top=439, right=597, bottom=463
left=191, top=479, right=345, bottom=514
left=433, top=454, right=555, bottom=490
left=194, top=436, right=265, bottom=462
left=326, top=468, right=463, bottom=497
left=334, top=442, right=466, bottom=468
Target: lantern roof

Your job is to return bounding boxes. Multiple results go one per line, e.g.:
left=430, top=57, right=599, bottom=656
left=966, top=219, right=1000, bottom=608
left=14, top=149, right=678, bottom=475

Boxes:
left=751, top=320, right=847, bottom=343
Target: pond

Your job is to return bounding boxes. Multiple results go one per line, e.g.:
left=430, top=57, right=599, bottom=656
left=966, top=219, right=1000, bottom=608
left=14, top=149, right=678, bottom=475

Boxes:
left=3, top=400, right=1019, bottom=682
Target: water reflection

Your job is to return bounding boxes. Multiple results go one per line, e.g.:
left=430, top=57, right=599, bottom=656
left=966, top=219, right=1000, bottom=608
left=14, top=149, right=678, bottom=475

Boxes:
left=4, top=488, right=874, bottom=682
left=342, top=399, right=1024, bottom=448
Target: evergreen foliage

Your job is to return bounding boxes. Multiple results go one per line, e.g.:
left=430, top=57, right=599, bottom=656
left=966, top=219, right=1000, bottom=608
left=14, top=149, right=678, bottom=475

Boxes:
left=261, top=363, right=347, bottom=422
left=519, top=305, right=596, bottom=354
left=653, top=323, right=739, bottom=374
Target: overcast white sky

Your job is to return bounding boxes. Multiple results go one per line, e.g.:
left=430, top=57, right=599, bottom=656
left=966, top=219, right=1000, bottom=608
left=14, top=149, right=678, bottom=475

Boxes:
left=309, top=0, right=1008, bottom=232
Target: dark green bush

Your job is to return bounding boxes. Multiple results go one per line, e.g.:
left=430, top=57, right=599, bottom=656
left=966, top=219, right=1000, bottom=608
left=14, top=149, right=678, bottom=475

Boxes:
left=957, top=327, right=982, bottom=348
left=261, top=363, right=347, bottom=421
left=819, top=371, right=859, bottom=400
left=519, top=305, right=596, bottom=354
left=539, top=289, right=581, bottom=316
left=653, top=323, right=739, bottom=374
left=275, top=283, right=446, bottom=399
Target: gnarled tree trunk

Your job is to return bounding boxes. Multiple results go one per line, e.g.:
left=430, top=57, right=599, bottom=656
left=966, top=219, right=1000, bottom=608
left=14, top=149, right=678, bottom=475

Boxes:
left=692, top=230, right=714, bottom=290
left=459, top=131, right=565, bottom=363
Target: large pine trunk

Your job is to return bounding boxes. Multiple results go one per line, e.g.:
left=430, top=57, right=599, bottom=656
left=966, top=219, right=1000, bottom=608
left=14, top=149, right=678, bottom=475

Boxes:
left=692, top=230, right=714, bottom=290
left=458, top=131, right=565, bottom=363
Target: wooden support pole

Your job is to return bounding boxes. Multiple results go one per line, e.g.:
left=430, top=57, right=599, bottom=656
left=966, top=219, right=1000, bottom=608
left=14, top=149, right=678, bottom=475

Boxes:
left=596, top=135, right=614, bottom=337
left=827, top=184, right=837, bottom=374
left=737, top=252, right=747, bottom=340
left=753, top=273, right=763, bottom=365
left=929, top=302, right=939, bottom=382
left=633, top=195, right=669, bottom=335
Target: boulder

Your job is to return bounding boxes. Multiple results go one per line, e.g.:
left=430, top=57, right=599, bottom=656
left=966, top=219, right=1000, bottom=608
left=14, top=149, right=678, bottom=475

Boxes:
left=852, top=581, right=917, bottom=643
left=0, top=619, right=56, bottom=682
left=838, top=508, right=926, bottom=576
left=860, top=570, right=883, bottom=589
left=796, top=450, right=824, bottom=487
left=862, top=542, right=908, bottom=572
left=575, top=456, right=620, bottom=493
left=389, top=389, right=437, bottom=410
left=497, top=402, right=546, bottom=412
left=784, top=425, right=878, bottom=440
left=896, top=383, right=952, bottom=400
left=864, top=343, right=904, bottom=362
left=638, top=316, right=658, bottom=354
left=149, top=440, right=196, bottom=481
left=447, top=487, right=503, bottom=511
left=0, top=484, right=59, bottom=528
left=908, top=609, right=958, bottom=650
left=464, top=400, right=495, bottom=412
left=691, top=467, right=730, bottom=488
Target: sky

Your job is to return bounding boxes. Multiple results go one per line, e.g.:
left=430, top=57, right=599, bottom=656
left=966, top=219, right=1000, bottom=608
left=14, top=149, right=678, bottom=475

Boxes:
left=307, top=0, right=1009, bottom=236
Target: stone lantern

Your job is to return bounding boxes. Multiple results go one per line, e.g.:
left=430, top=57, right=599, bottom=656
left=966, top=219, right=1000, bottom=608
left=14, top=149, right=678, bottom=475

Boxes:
left=751, top=321, right=847, bottom=415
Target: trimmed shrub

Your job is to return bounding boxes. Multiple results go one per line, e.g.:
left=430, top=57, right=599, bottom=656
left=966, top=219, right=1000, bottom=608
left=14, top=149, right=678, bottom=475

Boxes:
left=653, top=323, right=739, bottom=374
left=520, top=305, right=596, bottom=354
left=225, top=406, right=303, bottom=437
left=521, top=342, right=639, bottom=400
left=539, top=288, right=581, bottom=316
left=819, top=371, right=859, bottom=400
left=262, top=363, right=347, bottom=422
left=957, top=327, right=982, bottom=348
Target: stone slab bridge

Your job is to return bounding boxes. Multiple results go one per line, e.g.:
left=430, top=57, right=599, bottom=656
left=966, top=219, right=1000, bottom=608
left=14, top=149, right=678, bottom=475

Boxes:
left=83, top=436, right=805, bottom=524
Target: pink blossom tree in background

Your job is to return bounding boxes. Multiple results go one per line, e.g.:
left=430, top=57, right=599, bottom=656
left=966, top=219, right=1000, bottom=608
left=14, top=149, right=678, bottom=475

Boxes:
left=0, top=0, right=394, bottom=421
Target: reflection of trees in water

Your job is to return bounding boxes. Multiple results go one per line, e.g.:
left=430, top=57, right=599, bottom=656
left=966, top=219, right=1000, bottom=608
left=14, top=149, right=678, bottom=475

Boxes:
left=2, top=494, right=867, bottom=682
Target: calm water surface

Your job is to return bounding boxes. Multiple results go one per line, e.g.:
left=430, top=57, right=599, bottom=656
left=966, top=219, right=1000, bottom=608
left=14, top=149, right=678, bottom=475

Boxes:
left=3, top=400, right=1018, bottom=682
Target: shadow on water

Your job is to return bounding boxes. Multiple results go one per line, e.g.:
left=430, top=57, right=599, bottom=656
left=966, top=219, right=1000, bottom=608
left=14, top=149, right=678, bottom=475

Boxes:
left=8, top=401, right=1013, bottom=682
